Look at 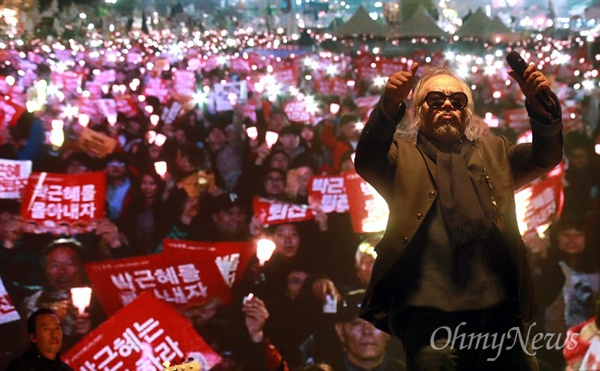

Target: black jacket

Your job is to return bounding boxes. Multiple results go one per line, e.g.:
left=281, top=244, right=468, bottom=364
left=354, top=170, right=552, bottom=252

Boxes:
left=6, top=344, right=73, bottom=371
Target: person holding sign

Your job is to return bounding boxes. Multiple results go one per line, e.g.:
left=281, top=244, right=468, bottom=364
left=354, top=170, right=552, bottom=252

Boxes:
left=354, top=60, right=563, bottom=369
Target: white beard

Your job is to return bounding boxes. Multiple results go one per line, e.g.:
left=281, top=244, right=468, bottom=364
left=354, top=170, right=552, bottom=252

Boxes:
left=432, top=122, right=462, bottom=142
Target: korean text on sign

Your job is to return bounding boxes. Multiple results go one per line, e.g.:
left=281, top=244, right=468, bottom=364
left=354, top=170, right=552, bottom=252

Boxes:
left=79, top=318, right=183, bottom=371
left=21, top=172, right=106, bottom=222
left=0, top=276, right=20, bottom=325
left=110, top=264, right=209, bottom=308
left=309, top=176, right=349, bottom=213
left=63, top=292, right=222, bottom=370
left=0, top=159, right=32, bottom=199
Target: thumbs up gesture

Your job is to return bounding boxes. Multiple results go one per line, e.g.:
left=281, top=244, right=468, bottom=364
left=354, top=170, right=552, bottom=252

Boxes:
left=383, top=62, right=420, bottom=117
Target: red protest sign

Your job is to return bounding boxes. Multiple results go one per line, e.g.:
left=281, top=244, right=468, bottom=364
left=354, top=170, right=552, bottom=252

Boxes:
left=173, top=70, right=196, bottom=91
left=0, top=97, right=26, bottom=127
left=243, top=103, right=257, bottom=123
left=51, top=71, right=84, bottom=92
left=308, top=175, right=349, bottom=213
left=0, top=276, right=20, bottom=325
left=115, top=95, right=140, bottom=117
left=504, top=108, right=530, bottom=132
left=283, top=101, right=311, bottom=123
left=143, top=77, right=170, bottom=103
left=85, top=252, right=231, bottom=316
left=355, top=95, right=380, bottom=121
left=330, top=77, right=352, bottom=97
left=0, top=159, right=32, bottom=199
left=96, top=98, right=117, bottom=118
left=272, top=64, right=298, bottom=87
left=203, top=55, right=221, bottom=72
left=515, top=163, right=564, bottom=238
left=0, top=76, right=14, bottom=96
left=355, top=54, right=378, bottom=80
left=379, top=58, right=407, bottom=78
left=63, top=292, right=221, bottom=370
left=162, top=239, right=255, bottom=288
left=344, top=171, right=389, bottom=233
left=313, top=77, right=332, bottom=96
left=355, top=96, right=380, bottom=112
left=253, top=197, right=315, bottom=225
left=20, top=171, right=106, bottom=223
left=231, top=56, right=252, bottom=73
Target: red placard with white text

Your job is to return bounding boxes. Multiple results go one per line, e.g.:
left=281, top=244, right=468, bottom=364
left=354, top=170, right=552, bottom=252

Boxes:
left=253, top=197, right=315, bottom=225
left=0, top=276, right=20, bottom=325
left=144, top=77, right=170, bottom=103
left=51, top=71, right=83, bottom=92
left=63, top=292, right=221, bottom=370
left=355, top=96, right=380, bottom=112
left=515, top=163, right=564, bottom=238
left=162, top=239, right=254, bottom=288
left=272, top=64, right=298, bottom=87
left=85, top=252, right=231, bottom=316
left=308, top=175, right=349, bottom=213
left=504, top=108, right=530, bottom=132
left=0, top=97, right=26, bottom=127
left=330, top=77, right=352, bottom=96
left=283, top=101, right=311, bottom=123
left=0, top=159, right=32, bottom=199
left=173, top=70, right=196, bottom=91
left=115, top=95, right=140, bottom=117
left=20, top=171, right=106, bottom=223
left=344, top=171, right=389, bottom=233
left=230, top=57, right=252, bottom=73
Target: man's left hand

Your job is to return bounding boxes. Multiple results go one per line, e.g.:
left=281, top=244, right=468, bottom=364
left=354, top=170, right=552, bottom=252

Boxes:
left=508, top=63, right=555, bottom=118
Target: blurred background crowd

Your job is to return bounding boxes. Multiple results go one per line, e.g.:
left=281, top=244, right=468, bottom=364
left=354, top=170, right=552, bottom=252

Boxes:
left=0, top=0, right=600, bottom=370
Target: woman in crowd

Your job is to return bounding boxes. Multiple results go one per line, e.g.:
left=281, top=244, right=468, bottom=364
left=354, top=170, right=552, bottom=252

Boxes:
left=118, top=170, right=172, bottom=255
left=544, top=216, right=600, bottom=335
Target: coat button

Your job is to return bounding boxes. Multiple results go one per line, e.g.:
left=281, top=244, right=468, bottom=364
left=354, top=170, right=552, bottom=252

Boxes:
left=401, top=237, right=409, bottom=244
left=417, top=213, right=424, bottom=220
left=429, top=191, right=436, bottom=198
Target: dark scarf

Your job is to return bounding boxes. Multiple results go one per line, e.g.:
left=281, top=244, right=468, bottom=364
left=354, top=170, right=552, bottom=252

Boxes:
left=417, top=132, right=505, bottom=288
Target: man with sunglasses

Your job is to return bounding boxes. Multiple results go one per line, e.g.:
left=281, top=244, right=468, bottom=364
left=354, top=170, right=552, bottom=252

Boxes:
left=354, top=61, right=563, bottom=370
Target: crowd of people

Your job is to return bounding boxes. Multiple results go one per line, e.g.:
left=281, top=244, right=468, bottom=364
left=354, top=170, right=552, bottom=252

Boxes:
left=0, top=12, right=599, bottom=370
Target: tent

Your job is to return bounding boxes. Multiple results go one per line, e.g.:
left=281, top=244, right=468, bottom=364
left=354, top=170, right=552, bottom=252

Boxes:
left=455, top=7, right=491, bottom=38
left=456, top=7, right=519, bottom=43
left=392, top=5, right=447, bottom=38
left=331, top=6, right=388, bottom=38
left=484, top=15, right=519, bottom=43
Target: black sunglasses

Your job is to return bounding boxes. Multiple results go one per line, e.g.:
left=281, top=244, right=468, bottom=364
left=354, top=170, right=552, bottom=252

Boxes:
left=424, top=91, right=468, bottom=110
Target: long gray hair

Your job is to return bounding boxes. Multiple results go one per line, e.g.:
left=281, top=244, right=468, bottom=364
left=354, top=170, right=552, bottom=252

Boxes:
left=397, top=65, right=474, bottom=142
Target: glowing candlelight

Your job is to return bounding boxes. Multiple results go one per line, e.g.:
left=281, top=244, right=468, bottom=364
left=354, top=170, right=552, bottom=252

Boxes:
left=256, top=238, right=276, bottom=266
left=246, top=127, right=258, bottom=140
left=265, top=131, right=279, bottom=148
left=49, top=120, right=64, bottom=147
left=330, top=103, right=340, bottom=115
left=70, top=287, right=92, bottom=315
left=107, top=114, right=117, bottom=126
left=154, top=161, right=167, bottom=177
left=78, top=114, right=90, bottom=127
left=154, top=133, right=167, bottom=147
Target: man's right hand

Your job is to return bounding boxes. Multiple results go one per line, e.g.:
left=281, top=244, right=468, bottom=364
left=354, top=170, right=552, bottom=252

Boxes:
left=383, top=62, right=420, bottom=117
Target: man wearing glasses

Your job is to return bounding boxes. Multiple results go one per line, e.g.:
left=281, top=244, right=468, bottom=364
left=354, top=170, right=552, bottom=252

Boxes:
left=354, top=61, right=563, bottom=370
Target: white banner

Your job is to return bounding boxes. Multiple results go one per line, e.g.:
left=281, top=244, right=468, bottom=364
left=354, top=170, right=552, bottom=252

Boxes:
left=0, top=159, right=32, bottom=199
left=0, top=276, right=20, bottom=325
